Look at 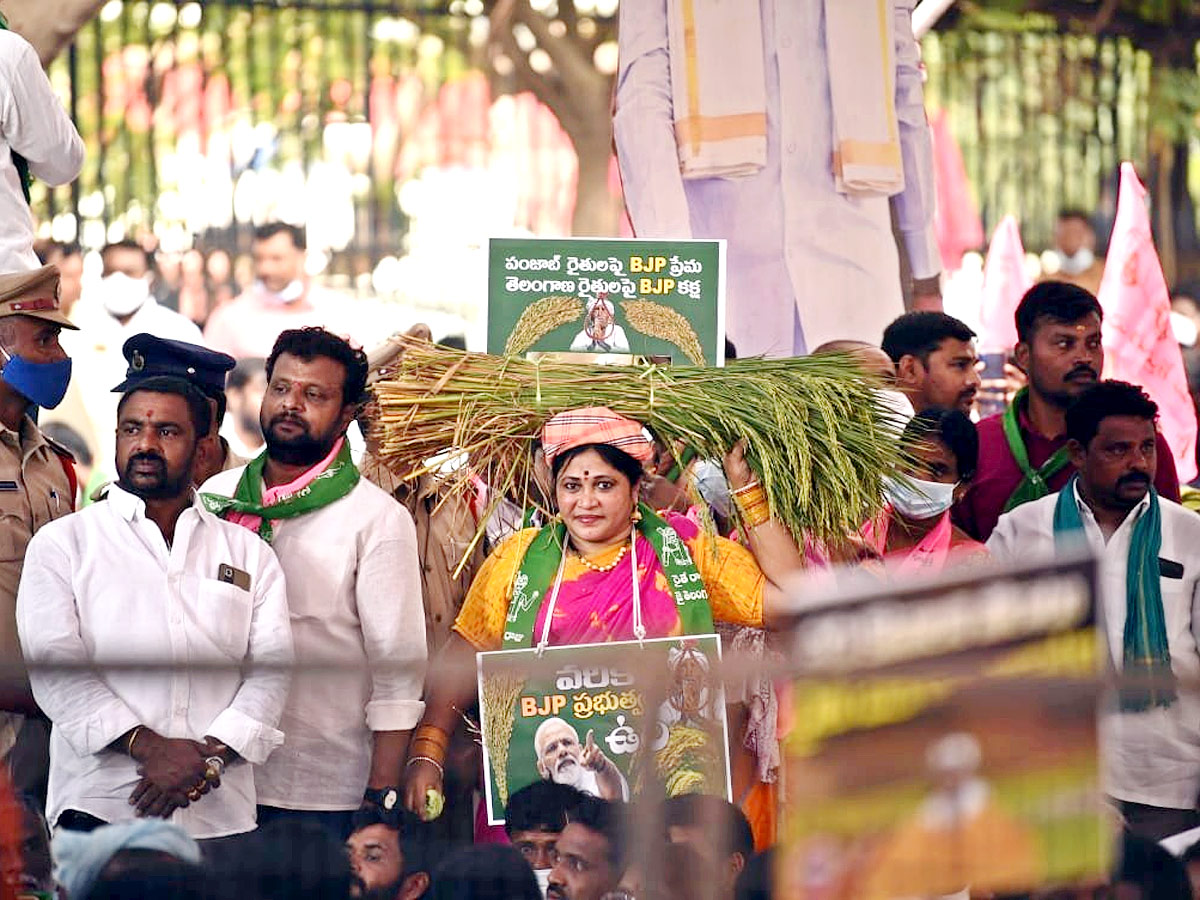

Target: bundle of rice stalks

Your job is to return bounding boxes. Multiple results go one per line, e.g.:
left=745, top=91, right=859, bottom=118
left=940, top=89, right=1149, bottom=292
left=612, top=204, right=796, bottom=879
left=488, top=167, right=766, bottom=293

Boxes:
left=504, top=295, right=583, bottom=357
left=480, top=670, right=526, bottom=809
left=620, top=300, right=706, bottom=365
left=373, top=337, right=902, bottom=558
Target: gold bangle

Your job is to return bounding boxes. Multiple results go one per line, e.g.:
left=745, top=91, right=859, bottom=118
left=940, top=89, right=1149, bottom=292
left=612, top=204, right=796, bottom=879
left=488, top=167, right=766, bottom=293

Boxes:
left=733, top=485, right=768, bottom=517
left=733, top=484, right=766, bottom=504
left=126, top=726, right=144, bottom=758
left=742, top=509, right=772, bottom=530
left=414, top=724, right=450, bottom=749
left=737, top=496, right=769, bottom=512
left=412, top=734, right=448, bottom=752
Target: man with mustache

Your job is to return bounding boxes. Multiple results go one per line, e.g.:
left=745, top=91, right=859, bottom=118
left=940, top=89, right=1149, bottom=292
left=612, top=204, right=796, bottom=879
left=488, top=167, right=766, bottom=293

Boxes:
left=881, top=311, right=981, bottom=416
left=533, top=718, right=627, bottom=803
left=346, top=806, right=432, bottom=900
left=107, top=334, right=244, bottom=489
left=954, top=282, right=1180, bottom=541
left=16, top=375, right=293, bottom=838
left=988, top=381, right=1200, bottom=842
left=201, top=327, right=426, bottom=837
left=546, top=795, right=626, bottom=900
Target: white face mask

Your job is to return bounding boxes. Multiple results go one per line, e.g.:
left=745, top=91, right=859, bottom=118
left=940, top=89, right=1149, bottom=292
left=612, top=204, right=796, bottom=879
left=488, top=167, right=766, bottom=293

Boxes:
left=1056, top=247, right=1095, bottom=276
left=884, top=475, right=956, bottom=520
left=534, top=868, right=552, bottom=899
left=98, top=272, right=151, bottom=318
left=256, top=279, right=304, bottom=305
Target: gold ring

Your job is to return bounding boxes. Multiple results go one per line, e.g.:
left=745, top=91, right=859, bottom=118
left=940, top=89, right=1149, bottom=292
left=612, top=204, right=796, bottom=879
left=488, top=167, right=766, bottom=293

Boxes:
left=205, top=764, right=221, bottom=783
left=187, top=788, right=202, bottom=801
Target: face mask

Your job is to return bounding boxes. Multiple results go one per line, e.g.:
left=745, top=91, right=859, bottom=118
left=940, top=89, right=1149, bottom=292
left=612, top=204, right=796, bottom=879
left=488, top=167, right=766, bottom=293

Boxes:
left=534, top=869, right=551, bottom=899
left=1055, top=248, right=1094, bottom=276
left=884, top=475, right=956, bottom=520
left=0, top=346, right=71, bottom=409
left=98, top=272, right=151, bottom=318
left=256, top=279, right=304, bottom=305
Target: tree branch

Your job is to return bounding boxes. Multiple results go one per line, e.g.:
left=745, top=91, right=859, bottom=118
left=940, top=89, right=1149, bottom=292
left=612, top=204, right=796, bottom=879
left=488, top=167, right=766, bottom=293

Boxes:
left=513, top=1, right=604, bottom=92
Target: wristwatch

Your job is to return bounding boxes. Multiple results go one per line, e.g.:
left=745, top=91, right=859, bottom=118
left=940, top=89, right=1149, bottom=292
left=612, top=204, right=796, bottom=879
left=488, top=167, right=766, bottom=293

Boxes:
left=363, top=786, right=400, bottom=811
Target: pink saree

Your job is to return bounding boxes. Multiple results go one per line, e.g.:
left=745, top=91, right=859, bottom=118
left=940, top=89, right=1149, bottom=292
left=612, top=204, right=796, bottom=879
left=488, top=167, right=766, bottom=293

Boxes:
left=532, top=512, right=703, bottom=645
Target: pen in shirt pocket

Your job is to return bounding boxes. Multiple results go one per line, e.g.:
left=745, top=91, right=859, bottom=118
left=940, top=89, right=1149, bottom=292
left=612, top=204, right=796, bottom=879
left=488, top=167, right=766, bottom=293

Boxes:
left=49, top=489, right=60, bottom=512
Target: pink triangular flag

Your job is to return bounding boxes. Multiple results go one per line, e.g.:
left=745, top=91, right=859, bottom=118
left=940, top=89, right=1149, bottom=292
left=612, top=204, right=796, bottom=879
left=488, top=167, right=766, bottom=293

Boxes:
left=1098, top=162, right=1198, bottom=482
left=931, top=110, right=984, bottom=272
left=978, top=215, right=1031, bottom=353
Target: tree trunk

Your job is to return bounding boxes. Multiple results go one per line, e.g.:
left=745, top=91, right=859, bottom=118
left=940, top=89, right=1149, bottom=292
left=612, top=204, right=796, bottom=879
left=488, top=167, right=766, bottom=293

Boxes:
left=1149, top=131, right=1177, bottom=288
left=570, top=126, right=619, bottom=237
left=3, top=0, right=104, bottom=65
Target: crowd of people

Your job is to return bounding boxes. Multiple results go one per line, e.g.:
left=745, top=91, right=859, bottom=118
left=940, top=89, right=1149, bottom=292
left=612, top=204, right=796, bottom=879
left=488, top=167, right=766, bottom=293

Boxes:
left=0, top=245, right=1192, bottom=898
left=5, top=7, right=1200, bottom=898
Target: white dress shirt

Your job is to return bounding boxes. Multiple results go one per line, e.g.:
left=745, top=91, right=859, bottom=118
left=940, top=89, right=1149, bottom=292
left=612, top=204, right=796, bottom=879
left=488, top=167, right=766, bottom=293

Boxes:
left=16, top=485, right=293, bottom=838
left=615, top=0, right=937, bottom=356
left=988, top=485, right=1200, bottom=809
left=201, top=468, right=427, bottom=810
left=0, top=31, right=85, bottom=271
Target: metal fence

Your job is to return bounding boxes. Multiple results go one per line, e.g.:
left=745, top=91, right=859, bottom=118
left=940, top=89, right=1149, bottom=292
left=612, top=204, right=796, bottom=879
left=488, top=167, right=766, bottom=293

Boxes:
left=36, top=0, right=475, bottom=280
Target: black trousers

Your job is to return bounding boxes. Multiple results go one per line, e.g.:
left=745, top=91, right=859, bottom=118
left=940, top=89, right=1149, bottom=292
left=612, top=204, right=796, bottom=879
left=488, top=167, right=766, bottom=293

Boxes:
left=1118, top=799, right=1200, bottom=841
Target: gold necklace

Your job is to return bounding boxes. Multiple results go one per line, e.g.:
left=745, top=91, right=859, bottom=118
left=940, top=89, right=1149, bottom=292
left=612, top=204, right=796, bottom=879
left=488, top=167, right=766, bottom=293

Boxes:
left=576, top=543, right=628, bottom=573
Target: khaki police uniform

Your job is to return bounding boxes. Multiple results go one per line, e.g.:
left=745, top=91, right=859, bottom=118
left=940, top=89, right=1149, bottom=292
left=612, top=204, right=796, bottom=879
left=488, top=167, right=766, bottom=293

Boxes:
left=0, top=265, right=78, bottom=763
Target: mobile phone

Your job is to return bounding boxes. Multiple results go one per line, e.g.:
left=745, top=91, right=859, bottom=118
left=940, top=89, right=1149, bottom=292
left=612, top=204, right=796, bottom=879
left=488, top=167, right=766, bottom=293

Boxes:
left=976, top=352, right=1008, bottom=418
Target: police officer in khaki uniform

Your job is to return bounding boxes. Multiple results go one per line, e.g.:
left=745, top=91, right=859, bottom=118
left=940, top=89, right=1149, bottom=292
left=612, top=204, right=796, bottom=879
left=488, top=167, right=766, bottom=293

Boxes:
left=359, top=326, right=484, bottom=845
left=0, top=265, right=79, bottom=800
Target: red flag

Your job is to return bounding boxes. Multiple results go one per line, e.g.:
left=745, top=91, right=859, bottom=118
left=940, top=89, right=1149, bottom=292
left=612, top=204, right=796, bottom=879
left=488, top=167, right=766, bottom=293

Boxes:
left=1098, top=162, right=1198, bottom=482
left=979, top=215, right=1031, bottom=353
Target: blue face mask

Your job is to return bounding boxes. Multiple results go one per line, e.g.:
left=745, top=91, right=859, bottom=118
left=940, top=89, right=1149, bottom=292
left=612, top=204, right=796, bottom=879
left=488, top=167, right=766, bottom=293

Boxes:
left=0, top=348, right=72, bottom=409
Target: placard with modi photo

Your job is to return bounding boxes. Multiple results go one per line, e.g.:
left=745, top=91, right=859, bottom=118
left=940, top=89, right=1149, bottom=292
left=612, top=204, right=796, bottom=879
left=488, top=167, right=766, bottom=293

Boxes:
left=476, top=634, right=732, bottom=825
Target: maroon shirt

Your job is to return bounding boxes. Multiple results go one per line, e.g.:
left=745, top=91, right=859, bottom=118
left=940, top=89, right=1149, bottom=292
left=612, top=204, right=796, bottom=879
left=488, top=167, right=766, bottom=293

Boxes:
left=952, top=406, right=1181, bottom=542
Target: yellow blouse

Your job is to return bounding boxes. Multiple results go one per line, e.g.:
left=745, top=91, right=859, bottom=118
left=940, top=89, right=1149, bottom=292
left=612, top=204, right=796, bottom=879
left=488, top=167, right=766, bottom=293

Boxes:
left=453, top=525, right=765, bottom=650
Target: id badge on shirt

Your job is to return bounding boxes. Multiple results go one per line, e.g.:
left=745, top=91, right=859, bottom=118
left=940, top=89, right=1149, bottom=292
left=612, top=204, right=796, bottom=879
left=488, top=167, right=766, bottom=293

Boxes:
left=217, top=564, right=251, bottom=591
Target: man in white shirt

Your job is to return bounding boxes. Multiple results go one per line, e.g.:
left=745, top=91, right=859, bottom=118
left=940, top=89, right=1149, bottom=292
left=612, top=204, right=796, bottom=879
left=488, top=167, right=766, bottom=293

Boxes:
left=16, top=375, right=293, bottom=839
left=202, top=327, right=426, bottom=837
left=0, top=24, right=84, bottom=272
left=74, top=242, right=203, bottom=345
left=203, top=224, right=334, bottom=360
left=68, top=242, right=206, bottom=481
left=987, top=380, right=1200, bottom=841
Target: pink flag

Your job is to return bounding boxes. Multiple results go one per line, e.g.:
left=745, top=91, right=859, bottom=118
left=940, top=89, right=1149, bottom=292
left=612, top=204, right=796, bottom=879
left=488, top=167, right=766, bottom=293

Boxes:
left=931, top=110, right=984, bottom=272
left=1099, top=162, right=1198, bottom=482
left=978, top=215, right=1031, bottom=353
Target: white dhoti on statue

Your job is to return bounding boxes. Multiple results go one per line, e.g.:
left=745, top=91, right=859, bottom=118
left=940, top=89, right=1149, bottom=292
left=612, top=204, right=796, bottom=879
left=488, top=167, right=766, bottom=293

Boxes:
left=615, top=0, right=940, bottom=357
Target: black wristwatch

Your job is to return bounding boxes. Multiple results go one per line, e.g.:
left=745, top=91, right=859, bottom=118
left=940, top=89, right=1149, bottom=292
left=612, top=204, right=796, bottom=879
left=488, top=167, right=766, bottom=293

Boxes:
left=363, top=786, right=400, bottom=811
